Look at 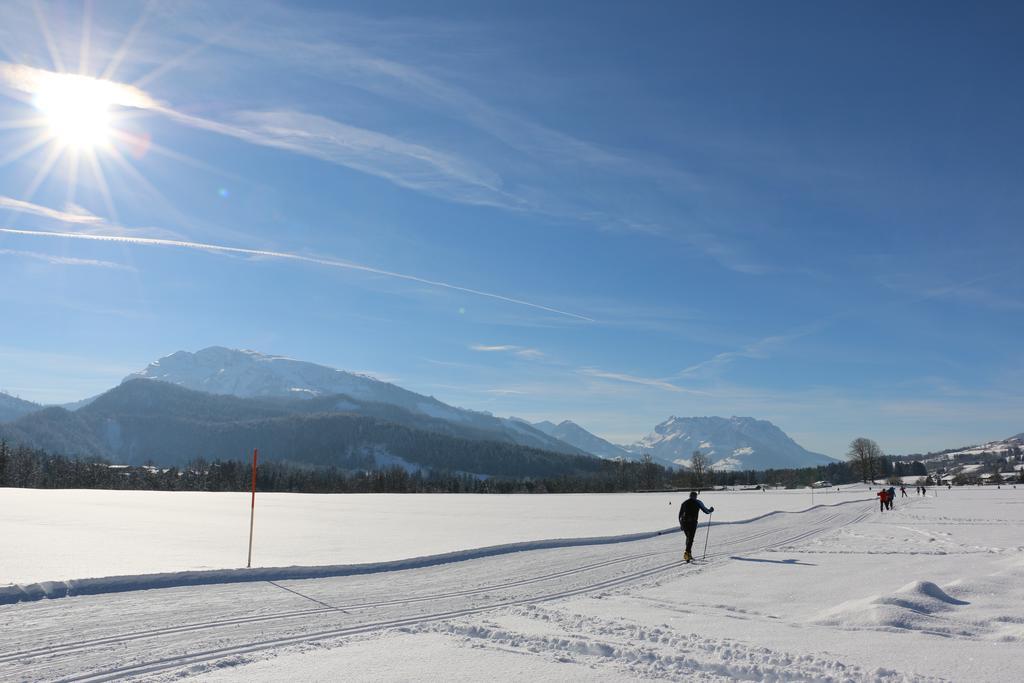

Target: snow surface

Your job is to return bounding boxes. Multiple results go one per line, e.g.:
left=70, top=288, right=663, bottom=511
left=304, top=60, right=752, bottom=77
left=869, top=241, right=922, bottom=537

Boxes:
left=0, top=487, right=865, bottom=585
left=2, top=486, right=1023, bottom=681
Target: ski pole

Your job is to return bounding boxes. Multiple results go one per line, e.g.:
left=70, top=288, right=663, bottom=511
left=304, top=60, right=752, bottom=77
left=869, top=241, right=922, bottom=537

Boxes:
left=702, top=511, right=713, bottom=561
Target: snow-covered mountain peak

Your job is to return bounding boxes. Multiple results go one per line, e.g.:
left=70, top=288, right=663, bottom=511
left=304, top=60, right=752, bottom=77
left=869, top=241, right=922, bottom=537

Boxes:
left=632, top=415, right=834, bottom=471
left=124, top=347, right=585, bottom=457
left=128, top=347, right=392, bottom=400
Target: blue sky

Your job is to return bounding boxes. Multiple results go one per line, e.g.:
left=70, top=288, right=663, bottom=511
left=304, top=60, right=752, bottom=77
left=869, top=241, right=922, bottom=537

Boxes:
left=1, top=1, right=1022, bottom=456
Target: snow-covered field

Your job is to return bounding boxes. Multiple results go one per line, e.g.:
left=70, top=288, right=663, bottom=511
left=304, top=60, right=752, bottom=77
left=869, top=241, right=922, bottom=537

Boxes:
left=2, top=486, right=1022, bottom=681
left=0, top=486, right=865, bottom=585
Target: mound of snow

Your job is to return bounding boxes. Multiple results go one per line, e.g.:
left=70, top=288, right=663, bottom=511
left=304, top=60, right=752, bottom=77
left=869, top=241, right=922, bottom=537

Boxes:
left=812, top=580, right=970, bottom=635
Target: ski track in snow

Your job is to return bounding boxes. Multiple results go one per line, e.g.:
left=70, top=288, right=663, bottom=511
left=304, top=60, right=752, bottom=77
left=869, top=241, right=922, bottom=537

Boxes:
left=0, top=488, right=873, bottom=586
left=0, top=496, right=869, bottom=604
left=408, top=606, right=906, bottom=682
left=1, top=501, right=870, bottom=681
left=2, top=488, right=1022, bottom=681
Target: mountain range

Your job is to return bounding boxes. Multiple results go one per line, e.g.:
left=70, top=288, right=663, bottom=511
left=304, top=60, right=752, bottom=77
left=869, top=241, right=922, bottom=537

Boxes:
left=0, top=391, right=39, bottom=423
left=528, top=419, right=631, bottom=459
left=1, top=346, right=843, bottom=474
left=0, top=379, right=605, bottom=478
left=631, top=415, right=835, bottom=471
left=127, top=347, right=584, bottom=456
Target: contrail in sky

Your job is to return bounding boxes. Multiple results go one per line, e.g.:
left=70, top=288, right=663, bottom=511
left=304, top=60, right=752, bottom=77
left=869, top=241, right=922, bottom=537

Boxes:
left=0, top=227, right=594, bottom=322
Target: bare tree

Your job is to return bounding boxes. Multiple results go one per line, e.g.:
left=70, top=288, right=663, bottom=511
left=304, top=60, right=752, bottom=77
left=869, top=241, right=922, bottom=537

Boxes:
left=847, top=437, right=883, bottom=483
left=690, top=449, right=710, bottom=489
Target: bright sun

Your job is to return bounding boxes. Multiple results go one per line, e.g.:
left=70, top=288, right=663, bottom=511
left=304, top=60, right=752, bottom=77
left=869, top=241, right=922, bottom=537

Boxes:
left=33, top=73, right=117, bottom=149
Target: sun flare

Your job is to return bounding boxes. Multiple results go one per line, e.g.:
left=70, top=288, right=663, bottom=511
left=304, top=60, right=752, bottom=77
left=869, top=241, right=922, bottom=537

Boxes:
left=32, top=73, right=118, bottom=149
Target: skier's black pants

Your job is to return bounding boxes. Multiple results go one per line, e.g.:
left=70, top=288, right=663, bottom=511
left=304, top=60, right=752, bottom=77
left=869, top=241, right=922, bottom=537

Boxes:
left=681, top=519, right=698, bottom=553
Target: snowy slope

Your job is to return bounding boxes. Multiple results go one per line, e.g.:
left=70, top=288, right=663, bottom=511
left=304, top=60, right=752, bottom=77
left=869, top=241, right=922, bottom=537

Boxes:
left=920, top=434, right=1024, bottom=460
left=631, top=415, right=835, bottom=470
left=127, top=347, right=582, bottom=455
left=2, top=488, right=1022, bottom=682
left=530, top=419, right=632, bottom=459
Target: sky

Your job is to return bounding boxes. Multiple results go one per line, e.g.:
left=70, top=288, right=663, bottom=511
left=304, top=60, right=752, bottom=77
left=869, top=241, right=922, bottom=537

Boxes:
left=1, top=0, right=1022, bottom=457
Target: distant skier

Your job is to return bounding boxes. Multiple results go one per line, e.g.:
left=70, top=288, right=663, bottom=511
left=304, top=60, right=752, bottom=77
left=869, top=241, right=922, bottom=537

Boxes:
left=886, top=486, right=896, bottom=510
left=679, top=490, right=714, bottom=563
left=900, top=486, right=908, bottom=498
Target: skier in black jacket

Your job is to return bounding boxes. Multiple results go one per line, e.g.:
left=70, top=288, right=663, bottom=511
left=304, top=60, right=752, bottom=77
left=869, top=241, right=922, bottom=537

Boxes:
left=679, top=490, right=714, bottom=562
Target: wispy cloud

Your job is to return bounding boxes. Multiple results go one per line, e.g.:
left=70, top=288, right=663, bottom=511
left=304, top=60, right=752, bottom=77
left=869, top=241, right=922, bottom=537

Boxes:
left=578, top=367, right=703, bottom=394
left=114, top=10, right=771, bottom=273
left=681, top=231, right=775, bottom=275
left=0, top=248, right=135, bottom=270
left=3, top=5, right=804, bottom=278
left=0, top=344, right=142, bottom=403
left=677, top=334, right=790, bottom=378
left=0, top=195, right=213, bottom=243
left=1, top=33, right=776, bottom=275
left=0, top=60, right=518, bottom=212
left=677, top=264, right=1024, bottom=382
left=878, top=272, right=1024, bottom=313
left=937, top=286, right=1024, bottom=312
left=159, top=108, right=521, bottom=210
left=0, top=61, right=155, bottom=108
left=0, top=227, right=593, bottom=321
left=0, top=196, right=103, bottom=224
left=677, top=318, right=834, bottom=379
left=470, top=344, right=545, bottom=359
left=161, top=12, right=651, bottom=177
left=214, top=17, right=780, bottom=273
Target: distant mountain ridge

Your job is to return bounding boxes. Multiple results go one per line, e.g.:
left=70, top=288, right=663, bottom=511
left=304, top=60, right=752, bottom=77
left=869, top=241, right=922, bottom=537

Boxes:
left=0, top=392, right=40, bottom=423
left=521, top=415, right=833, bottom=471
left=3, top=347, right=854, bottom=473
left=530, top=420, right=632, bottom=459
left=903, top=433, right=1024, bottom=462
left=629, top=415, right=836, bottom=471
left=127, top=347, right=584, bottom=457
left=0, top=379, right=605, bottom=478
left=101, top=350, right=839, bottom=466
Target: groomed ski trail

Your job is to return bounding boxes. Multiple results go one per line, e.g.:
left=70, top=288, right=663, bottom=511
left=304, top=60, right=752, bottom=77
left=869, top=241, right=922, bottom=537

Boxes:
left=0, top=499, right=874, bottom=682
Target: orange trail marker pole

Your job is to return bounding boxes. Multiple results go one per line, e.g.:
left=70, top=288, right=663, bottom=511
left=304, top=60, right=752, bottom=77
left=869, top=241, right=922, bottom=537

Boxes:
left=247, top=448, right=258, bottom=568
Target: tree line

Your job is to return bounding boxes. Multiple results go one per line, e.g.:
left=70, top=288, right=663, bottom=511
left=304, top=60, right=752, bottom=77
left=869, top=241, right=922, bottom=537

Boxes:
left=847, top=436, right=1023, bottom=485
left=0, top=440, right=883, bottom=494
